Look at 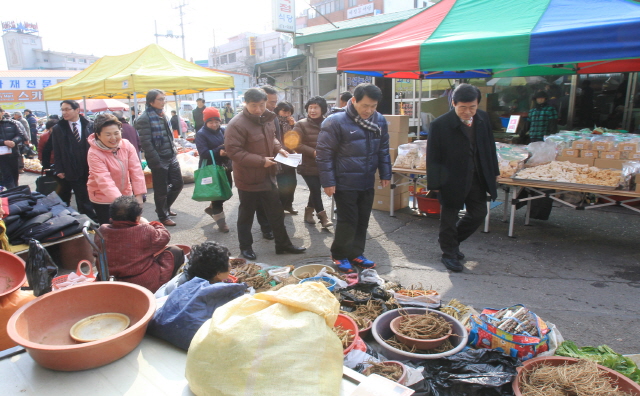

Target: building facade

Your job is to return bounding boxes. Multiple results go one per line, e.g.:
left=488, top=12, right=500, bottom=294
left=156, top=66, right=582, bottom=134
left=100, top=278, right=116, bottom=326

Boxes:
left=209, top=32, right=293, bottom=75
left=2, top=28, right=98, bottom=70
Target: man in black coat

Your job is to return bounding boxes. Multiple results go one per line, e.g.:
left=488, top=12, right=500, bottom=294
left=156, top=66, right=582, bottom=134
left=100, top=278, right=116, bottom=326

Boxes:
left=427, top=84, right=499, bottom=272
left=192, top=98, right=206, bottom=132
left=0, top=106, right=24, bottom=189
left=51, top=100, right=97, bottom=221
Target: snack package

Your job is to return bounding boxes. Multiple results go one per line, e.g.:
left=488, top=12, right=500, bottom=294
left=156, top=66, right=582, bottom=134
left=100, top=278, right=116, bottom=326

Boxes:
left=592, top=136, right=616, bottom=152
left=618, top=141, right=639, bottom=152
left=621, top=161, right=640, bottom=190
left=526, top=141, right=558, bottom=166
left=561, top=148, right=580, bottom=158
left=393, top=143, right=419, bottom=169
left=414, top=140, right=427, bottom=170
left=580, top=150, right=597, bottom=158
left=571, top=140, right=592, bottom=150
left=601, top=151, right=621, bottom=160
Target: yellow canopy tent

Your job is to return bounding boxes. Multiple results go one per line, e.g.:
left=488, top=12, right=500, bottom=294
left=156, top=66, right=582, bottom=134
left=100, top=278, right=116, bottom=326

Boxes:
left=43, top=44, right=234, bottom=100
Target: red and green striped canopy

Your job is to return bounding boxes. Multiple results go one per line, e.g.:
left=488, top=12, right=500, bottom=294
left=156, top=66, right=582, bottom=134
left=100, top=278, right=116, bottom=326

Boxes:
left=337, top=0, right=640, bottom=78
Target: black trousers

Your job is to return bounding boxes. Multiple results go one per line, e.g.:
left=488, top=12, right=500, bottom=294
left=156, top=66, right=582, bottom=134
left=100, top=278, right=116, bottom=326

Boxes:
left=302, top=175, right=324, bottom=213
left=237, top=186, right=292, bottom=251
left=57, top=176, right=97, bottom=221
left=331, top=189, right=374, bottom=260
left=92, top=203, right=111, bottom=225
left=438, top=173, right=487, bottom=259
left=276, top=165, right=297, bottom=209
left=210, top=170, right=233, bottom=214
left=150, top=157, right=184, bottom=221
left=0, top=155, right=20, bottom=189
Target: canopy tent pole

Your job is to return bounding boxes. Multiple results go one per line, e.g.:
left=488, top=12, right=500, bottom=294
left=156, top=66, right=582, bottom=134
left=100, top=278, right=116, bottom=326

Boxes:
left=133, top=92, right=139, bottom=122
left=567, top=75, right=578, bottom=128
left=623, top=72, right=638, bottom=132
left=82, top=96, right=87, bottom=117
left=44, top=101, right=49, bottom=117
left=231, top=87, right=236, bottom=121
left=174, top=91, right=183, bottom=138
left=418, top=78, right=423, bottom=136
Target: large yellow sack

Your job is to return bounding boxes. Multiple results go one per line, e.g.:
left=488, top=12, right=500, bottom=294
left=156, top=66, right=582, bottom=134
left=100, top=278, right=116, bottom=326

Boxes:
left=186, top=282, right=343, bottom=396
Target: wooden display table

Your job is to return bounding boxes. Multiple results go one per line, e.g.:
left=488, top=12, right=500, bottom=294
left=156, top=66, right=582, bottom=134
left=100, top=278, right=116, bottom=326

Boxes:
left=495, top=177, right=640, bottom=237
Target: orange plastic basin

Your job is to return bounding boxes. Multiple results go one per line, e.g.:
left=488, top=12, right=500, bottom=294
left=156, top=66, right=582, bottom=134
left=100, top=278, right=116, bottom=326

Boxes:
left=7, top=281, right=155, bottom=371
left=0, top=250, right=27, bottom=297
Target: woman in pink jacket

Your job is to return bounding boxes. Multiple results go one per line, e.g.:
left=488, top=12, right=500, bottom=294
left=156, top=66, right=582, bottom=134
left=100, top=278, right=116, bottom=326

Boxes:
left=88, top=114, right=147, bottom=224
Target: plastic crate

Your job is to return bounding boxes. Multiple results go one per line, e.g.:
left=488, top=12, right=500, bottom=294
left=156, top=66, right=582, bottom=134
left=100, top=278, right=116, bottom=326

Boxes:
left=416, top=194, right=441, bottom=215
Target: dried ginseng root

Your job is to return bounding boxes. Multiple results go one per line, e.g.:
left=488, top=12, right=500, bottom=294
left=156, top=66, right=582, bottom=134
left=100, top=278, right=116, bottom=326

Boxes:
left=333, top=325, right=355, bottom=349
left=397, top=311, right=451, bottom=340
left=363, top=361, right=403, bottom=382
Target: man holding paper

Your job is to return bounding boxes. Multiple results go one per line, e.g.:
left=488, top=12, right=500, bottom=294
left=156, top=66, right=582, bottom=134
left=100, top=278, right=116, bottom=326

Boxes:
left=316, top=84, right=391, bottom=273
left=225, top=88, right=306, bottom=260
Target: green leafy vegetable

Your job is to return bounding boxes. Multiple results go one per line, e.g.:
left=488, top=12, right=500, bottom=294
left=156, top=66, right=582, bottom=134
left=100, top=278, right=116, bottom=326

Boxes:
left=555, top=340, right=640, bottom=384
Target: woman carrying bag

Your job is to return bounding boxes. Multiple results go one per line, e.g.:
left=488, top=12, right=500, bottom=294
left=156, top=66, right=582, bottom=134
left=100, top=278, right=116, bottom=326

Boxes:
left=194, top=107, right=233, bottom=232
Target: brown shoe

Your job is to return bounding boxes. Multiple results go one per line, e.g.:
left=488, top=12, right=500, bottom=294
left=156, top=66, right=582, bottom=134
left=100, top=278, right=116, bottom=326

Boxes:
left=161, top=219, right=176, bottom=226
left=169, top=210, right=177, bottom=217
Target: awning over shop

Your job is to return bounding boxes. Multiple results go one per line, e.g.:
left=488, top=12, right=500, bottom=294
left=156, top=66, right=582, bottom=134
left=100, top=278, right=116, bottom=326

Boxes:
left=43, top=44, right=235, bottom=100
left=337, top=0, right=640, bottom=77
left=254, top=55, right=306, bottom=75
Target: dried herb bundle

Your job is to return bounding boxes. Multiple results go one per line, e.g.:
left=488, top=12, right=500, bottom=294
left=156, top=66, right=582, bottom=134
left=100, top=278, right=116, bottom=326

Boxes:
left=440, top=299, right=469, bottom=320
left=520, top=359, right=634, bottom=396
left=333, top=325, right=355, bottom=349
left=396, top=311, right=451, bottom=340
left=341, top=300, right=384, bottom=330
left=384, top=336, right=454, bottom=354
left=363, top=361, right=403, bottom=382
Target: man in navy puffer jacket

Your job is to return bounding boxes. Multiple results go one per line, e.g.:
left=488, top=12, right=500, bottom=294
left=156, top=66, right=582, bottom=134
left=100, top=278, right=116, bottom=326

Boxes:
left=316, top=83, right=391, bottom=273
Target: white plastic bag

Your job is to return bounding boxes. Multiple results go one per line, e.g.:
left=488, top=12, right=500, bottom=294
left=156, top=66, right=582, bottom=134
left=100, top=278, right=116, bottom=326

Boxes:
left=316, top=267, right=348, bottom=290
left=393, top=291, right=441, bottom=308
left=359, top=269, right=384, bottom=285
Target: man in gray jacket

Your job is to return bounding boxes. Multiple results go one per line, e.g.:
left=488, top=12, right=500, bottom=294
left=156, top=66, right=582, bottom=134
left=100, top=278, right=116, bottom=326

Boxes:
left=135, top=89, right=183, bottom=226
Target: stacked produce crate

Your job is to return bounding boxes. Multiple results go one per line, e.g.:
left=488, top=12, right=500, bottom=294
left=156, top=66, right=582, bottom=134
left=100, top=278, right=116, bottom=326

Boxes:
left=372, top=115, right=411, bottom=211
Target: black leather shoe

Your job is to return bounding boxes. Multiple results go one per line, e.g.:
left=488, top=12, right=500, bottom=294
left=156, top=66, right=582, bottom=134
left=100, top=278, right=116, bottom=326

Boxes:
left=456, top=249, right=465, bottom=260
left=241, top=249, right=257, bottom=260
left=441, top=257, right=463, bottom=272
left=262, top=231, right=275, bottom=240
left=275, top=245, right=306, bottom=254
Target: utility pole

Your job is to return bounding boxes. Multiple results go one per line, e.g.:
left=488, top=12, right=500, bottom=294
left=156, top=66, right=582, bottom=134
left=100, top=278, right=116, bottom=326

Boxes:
left=174, top=1, right=187, bottom=60
left=212, top=28, right=217, bottom=68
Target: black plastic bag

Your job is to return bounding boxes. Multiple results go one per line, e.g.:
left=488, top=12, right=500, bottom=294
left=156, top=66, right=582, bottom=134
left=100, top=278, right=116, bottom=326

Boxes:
left=25, top=239, right=58, bottom=296
left=409, top=349, right=520, bottom=396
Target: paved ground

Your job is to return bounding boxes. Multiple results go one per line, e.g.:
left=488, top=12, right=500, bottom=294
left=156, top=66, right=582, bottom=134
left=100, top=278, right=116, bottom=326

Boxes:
left=19, top=172, right=640, bottom=354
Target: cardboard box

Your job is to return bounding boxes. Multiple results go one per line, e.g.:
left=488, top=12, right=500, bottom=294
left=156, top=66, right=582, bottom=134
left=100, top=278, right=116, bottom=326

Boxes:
left=388, top=131, right=409, bottom=150
left=626, top=152, right=640, bottom=160
left=384, top=115, right=409, bottom=133
left=561, top=148, right=579, bottom=157
left=388, top=147, right=397, bottom=163
left=594, top=141, right=615, bottom=151
left=372, top=191, right=410, bottom=211
left=556, top=156, right=595, bottom=166
left=600, top=151, right=621, bottom=160
left=571, top=140, right=592, bottom=150
left=373, top=182, right=409, bottom=197
left=580, top=150, right=597, bottom=158
left=619, top=142, right=638, bottom=152
left=594, top=159, right=626, bottom=169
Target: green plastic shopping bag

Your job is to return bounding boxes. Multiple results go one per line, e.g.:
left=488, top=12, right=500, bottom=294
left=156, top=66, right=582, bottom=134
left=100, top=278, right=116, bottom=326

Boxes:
left=191, top=150, right=233, bottom=202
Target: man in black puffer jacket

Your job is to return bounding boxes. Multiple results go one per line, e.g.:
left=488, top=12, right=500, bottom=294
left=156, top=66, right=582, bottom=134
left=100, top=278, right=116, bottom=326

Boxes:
left=316, top=83, right=391, bottom=274
left=0, top=106, right=24, bottom=189
left=135, top=89, right=184, bottom=226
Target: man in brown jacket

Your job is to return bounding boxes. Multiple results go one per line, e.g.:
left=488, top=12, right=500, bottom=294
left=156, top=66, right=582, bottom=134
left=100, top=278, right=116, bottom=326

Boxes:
left=225, top=88, right=306, bottom=260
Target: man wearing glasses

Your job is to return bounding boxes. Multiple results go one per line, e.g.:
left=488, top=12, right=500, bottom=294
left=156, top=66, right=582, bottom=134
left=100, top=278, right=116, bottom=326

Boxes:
left=135, top=89, right=184, bottom=226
